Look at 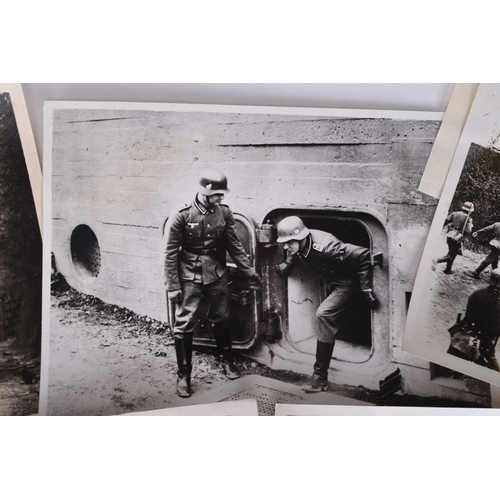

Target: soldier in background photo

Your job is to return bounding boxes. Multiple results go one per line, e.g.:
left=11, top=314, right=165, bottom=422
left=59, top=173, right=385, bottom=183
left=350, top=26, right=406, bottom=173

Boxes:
left=447, top=269, right=500, bottom=371
left=434, top=202, right=474, bottom=274
left=275, top=216, right=377, bottom=393
left=164, top=169, right=261, bottom=398
left=471, top=221, right=500, bottom=279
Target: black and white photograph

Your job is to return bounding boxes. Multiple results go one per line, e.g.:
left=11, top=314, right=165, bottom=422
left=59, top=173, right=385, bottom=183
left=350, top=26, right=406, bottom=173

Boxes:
left=404, top=83, right=500, bottom=387
left=0, top=84, right=42, bottom=415
left=41, top=100, right=497, bottom=416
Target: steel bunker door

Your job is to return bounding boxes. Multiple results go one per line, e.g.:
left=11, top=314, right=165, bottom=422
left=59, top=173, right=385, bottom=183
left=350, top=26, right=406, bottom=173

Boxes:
left=193, top=213, right=260, bottom=350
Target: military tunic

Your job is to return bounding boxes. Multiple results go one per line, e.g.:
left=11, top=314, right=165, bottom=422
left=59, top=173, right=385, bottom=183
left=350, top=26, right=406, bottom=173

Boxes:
left=290, top=229, right=372, bottom=343
left=445, top=211, right=474, bottom=234
left=438, top=210, right=473, bottom=269
left=164, top=195, right=256, bottom=337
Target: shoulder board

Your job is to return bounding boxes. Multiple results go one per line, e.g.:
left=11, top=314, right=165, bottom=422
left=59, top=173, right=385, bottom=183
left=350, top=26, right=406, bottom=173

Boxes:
left=312, top=243, right=324, bottom=252
left=177, top=202, right=191, bottom=212
left=219, top=202, right=229, bottom=207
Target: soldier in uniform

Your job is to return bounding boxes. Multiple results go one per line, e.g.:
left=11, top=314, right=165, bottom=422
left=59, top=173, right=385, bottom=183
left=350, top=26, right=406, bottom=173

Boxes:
left=471, top=221, right=500, bottom=279
left=164, top=169, right=261, bottom=398
left=448, top=269, right=500, bottom=371
left=275, top=216, right=377, bottom=393
left=434, top=202, right=474, bottom=274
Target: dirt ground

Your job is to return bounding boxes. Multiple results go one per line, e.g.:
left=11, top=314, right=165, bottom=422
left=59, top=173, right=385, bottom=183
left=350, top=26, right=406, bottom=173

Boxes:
left=47, top=235, right=499, bottom=417
left=49, top=292, right=241, bottom=415
left=0, top=339, right=40, bottom=416
left=48, top=286, right=297, bottom=415
left=48, top=277, right=385, bottom=415
left=424, top=231, right=500, bottom=360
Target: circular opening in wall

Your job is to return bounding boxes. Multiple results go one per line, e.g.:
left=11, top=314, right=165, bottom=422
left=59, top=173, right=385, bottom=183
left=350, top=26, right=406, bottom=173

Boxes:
left=70, top=224, right=101, bottom=280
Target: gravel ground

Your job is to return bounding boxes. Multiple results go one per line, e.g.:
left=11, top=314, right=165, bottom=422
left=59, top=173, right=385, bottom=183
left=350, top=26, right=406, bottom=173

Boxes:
left=47, top=242, right=496, bottom=417
left=48, top=282, right=300, bottom=415
left=47, top=277, right=382, bottom=415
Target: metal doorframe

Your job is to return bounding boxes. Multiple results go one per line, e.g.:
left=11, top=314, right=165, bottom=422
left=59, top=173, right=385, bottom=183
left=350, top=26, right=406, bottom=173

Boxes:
left=260, top=206, right=391, bottom=371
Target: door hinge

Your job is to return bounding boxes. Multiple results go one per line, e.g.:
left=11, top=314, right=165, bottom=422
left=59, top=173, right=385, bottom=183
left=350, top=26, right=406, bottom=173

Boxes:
left=256, top=222, right=277, bottom=246
left=260, top=308, right=282, bottom=343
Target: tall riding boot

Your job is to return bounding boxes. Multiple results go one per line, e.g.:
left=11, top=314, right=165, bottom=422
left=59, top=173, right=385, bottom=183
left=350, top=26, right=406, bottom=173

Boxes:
left=443, top=260, right=453, bottom=274
left=213, top=324, right=240, bottom=380
left=472, top=260, right=489, bottom=279
left=303, top=341, right=335, bottom=393
left=174, top=336, right=193, bottom=398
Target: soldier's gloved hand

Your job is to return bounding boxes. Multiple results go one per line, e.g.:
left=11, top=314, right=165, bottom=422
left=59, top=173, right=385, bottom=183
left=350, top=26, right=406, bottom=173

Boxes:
left=247, top=273, right=262, bottom=291
left=276, top=262, right=292, bottom=278
left=362, top=289, right=377, bottom=308
left=167, top=289, right=183, bottom=304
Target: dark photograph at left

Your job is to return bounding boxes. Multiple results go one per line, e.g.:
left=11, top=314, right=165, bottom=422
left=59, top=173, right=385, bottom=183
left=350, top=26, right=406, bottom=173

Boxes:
left=0, top=89, right=42, bottom=415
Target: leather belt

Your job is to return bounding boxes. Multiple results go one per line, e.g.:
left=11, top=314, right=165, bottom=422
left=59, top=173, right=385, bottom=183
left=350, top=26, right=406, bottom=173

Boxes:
left=183, top=247, right=221, bottom=256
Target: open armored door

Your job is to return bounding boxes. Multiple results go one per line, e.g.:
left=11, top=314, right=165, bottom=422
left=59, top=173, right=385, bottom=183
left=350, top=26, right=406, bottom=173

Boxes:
left=193, top=213, right=261, bottom=350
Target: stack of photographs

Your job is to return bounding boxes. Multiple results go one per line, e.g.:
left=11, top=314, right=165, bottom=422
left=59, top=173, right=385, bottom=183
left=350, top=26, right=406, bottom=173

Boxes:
left=3, top=84, right=500, bottom=416
left=38, top=96, right=488, bottom=415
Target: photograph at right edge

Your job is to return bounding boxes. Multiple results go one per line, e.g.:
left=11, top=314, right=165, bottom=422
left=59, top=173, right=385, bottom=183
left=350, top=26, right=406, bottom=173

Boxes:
left=404, top=83, right=500, bottom=387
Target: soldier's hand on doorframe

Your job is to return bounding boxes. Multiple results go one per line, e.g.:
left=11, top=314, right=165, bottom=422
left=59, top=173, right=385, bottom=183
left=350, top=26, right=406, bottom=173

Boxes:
left=167, top=289, right=183, bottom=304
left=276, top=261, right=292, bottom=278
left=247, top=273, right=262, bottom=291
left=362, top=289, right=378, bottom=309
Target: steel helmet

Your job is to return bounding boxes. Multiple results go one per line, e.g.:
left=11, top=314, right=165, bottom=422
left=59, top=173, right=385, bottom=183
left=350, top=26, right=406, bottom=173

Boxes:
left=276, top=216, right=310, bottom=243
left=198, top=169, right=230, bottom=196
left=461, top=202, right=474, bottom=213
left=490, top=269, right=500, bottom=288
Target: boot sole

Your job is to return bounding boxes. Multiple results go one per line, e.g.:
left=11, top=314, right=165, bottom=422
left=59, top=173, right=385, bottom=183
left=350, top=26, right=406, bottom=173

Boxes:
left=176, top=391, right=192, bottom=398
left=302, top=386, right=327, bottom=394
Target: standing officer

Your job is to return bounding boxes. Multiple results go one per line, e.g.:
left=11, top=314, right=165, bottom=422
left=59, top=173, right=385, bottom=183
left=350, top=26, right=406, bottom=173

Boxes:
left=275, top=216, right=377, bottom=393
left=434, top=202, right=474, bottom=274
left=164, top=169, right=261, bottom=398
left=471, top=221, right=500, bottom=279
left=448, top=269, right=500, bottom=371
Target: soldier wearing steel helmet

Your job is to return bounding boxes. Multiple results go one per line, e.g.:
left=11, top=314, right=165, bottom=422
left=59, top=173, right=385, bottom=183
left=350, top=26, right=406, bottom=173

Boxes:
left=447, top=269, right=500, bottom=371
left=434, top=202, right=474, bottom=274
left=470, top=221, right=500, bottom=279
left=164, top=169, right=261, bottom=398
left=275, top=216, right=376, bottom=393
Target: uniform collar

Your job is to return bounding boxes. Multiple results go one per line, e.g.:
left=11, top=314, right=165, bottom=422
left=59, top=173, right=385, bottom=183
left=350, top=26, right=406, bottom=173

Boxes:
left=194, top=194, right=214, bottom=214
left=299, top=235, right=312, bottom=259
